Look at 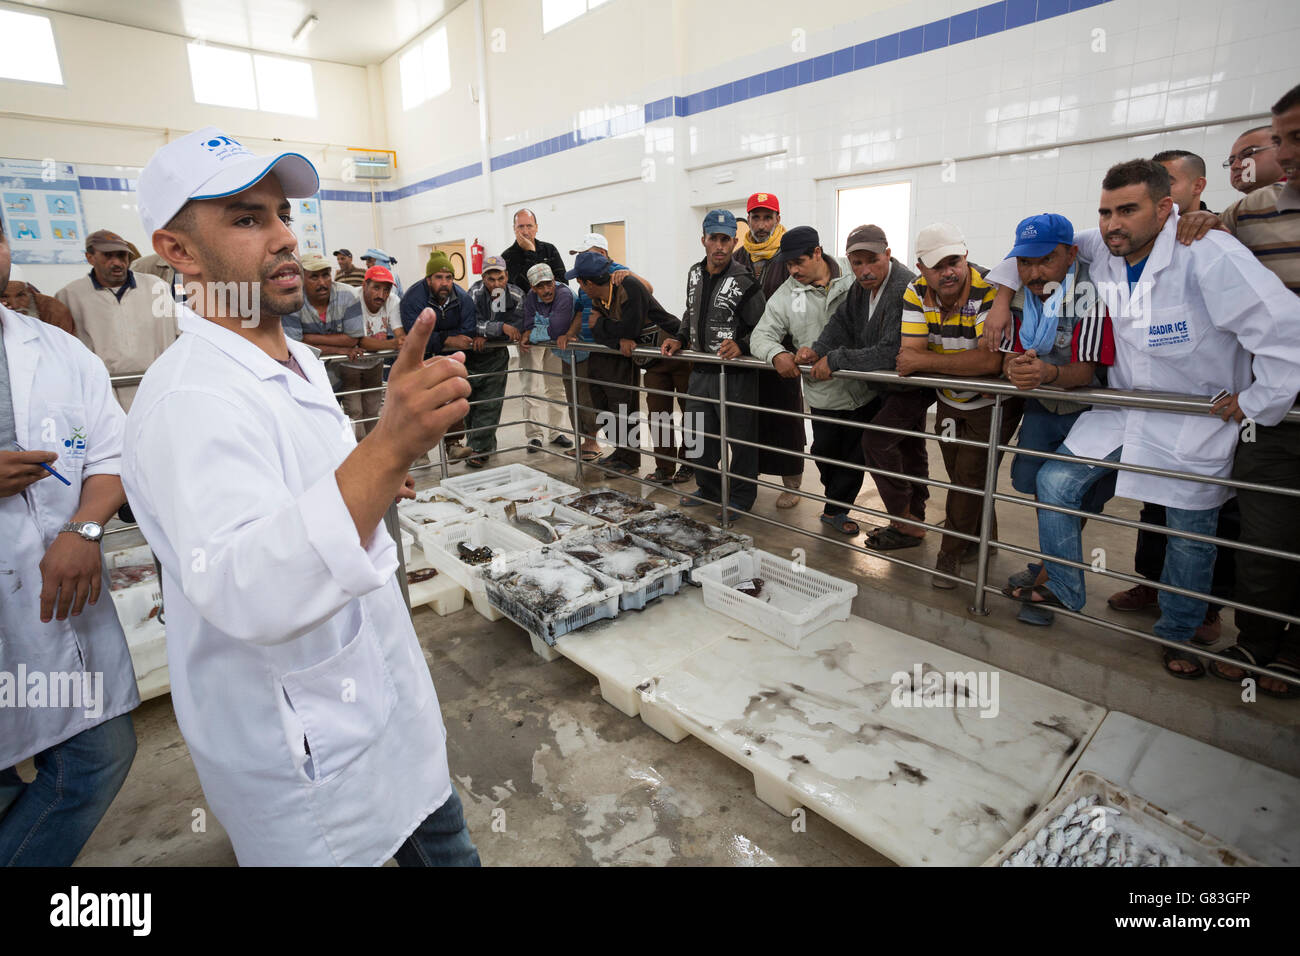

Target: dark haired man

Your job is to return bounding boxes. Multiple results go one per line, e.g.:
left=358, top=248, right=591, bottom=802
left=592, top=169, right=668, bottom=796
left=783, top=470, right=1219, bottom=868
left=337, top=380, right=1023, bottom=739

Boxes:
left=1225, top=126, right=1285, bottom=196
left=994, top=158, right=1300, bottom=680
left=123, top=126, right=478, bottom=864
left=1152, top=150, right=1210, bottom=214
left=568, top=251, right=681, bottom=475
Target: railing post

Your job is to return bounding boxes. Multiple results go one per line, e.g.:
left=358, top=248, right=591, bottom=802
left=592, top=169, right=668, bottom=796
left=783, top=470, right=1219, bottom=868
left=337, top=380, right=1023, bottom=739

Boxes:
left=969, top=392, right=1003, bottom=616
left=718, top=363, right=730, bottom=529
left=569, top=350, right=584, bottom=482
left=386, top=501, right=410, bottom=608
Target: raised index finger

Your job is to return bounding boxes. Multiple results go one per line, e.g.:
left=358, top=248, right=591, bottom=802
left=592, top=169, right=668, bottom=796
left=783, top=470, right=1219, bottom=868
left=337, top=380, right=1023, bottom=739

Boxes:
left=393, top=308, right=436, bottom=375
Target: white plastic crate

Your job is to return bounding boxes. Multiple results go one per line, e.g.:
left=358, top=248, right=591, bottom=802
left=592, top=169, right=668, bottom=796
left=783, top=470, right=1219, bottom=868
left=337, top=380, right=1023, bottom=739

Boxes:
left=983, top=771, right=1260, bottom=867
left=557, top=526, right=693, bottom=611
left=693, top=549, right=857, bottom=648
left=510, top=499, right=607, bottom=540
left=483, top=548, right=622, bottom=646
left=440, top=464, right=578, bottom=517
left=620, top=510, right=754, bottom=582
left=396, top=492, right=482, bottom=537
left=422, top=515, right=542, bottom=597
left=556, top=488, right=664, bottom=525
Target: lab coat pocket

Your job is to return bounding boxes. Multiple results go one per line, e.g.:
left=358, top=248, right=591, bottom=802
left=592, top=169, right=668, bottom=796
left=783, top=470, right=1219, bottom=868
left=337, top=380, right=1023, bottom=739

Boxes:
left=280, top=605, right=398, bottom=783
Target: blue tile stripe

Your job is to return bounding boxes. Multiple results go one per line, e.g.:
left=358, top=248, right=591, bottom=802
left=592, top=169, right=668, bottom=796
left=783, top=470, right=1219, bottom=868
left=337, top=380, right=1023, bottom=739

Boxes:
left=77, top=0, right=1112, bottom=204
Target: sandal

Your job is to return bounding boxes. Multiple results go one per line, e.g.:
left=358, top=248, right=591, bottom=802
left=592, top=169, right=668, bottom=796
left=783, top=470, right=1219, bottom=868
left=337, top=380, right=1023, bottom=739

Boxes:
left=1163, top=646, right=1206, bottom=680
left=1208, top=644, right=1259, bottom=683
left=1006, top=563, right=1043, bottom=591
left=864, top=526, right=923, bottom=551
left=820, top=513, right=860, bottom=536
left=679, top=495, right=710, bottom=508
left=1260, top=658, right=1300, bottom=700
left=1003, top=583, right=1069, bottom=610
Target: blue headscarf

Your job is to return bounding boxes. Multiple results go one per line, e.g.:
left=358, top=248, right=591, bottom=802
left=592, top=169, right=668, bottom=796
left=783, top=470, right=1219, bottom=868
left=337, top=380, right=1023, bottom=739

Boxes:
left=1018, top=264, right=1074, bottom=354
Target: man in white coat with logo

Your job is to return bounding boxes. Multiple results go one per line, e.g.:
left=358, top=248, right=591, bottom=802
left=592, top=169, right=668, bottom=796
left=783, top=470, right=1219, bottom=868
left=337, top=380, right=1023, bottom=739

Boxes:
left=0, top=217, right=139, bottom=865
left=996, top=159, right=1300, bottom=679
left=123, top=127, right=479, bottom=865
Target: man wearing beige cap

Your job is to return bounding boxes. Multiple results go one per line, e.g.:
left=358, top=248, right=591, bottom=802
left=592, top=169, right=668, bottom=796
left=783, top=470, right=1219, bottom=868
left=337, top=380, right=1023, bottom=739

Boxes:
left=518, top=262, right=577, bottom=453
left=54, top=230, right=178, bottom=411
left=898, top=222, right=1021, bottom=589
left=282, top=252, right=364, bottom=394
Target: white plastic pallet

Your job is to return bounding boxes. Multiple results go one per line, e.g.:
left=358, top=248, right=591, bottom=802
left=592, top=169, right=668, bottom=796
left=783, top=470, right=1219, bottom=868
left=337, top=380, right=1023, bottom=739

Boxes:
left=405, top=555, right=466, bottom=616
left=554, top=595, right=1104, bottom=866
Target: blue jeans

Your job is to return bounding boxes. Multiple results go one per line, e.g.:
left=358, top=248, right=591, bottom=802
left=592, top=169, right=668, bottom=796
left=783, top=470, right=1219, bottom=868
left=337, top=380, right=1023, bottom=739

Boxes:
left=0, top=713, right=136, bottom=866
left=1037, top=444, right=1218, bottom=642
left=394, top=786, right=481, bottom=867
left=1011, top=401, right=1115, bottom=514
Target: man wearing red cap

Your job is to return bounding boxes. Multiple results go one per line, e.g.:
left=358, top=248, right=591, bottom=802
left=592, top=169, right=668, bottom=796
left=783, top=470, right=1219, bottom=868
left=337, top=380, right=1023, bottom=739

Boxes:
left=733, top=192, right=806, bottom=508
left=344, top=265, right=406, bottom=436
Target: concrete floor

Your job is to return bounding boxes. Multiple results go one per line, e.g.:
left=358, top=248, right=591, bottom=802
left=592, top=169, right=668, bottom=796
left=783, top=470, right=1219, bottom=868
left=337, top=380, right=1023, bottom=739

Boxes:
left=65, top=383, right=1298, bottom=865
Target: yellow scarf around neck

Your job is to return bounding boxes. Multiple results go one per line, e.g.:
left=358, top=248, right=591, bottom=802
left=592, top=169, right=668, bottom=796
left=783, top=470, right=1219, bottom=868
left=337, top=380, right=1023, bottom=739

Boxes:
left=743, top=222, right=785, bottom=262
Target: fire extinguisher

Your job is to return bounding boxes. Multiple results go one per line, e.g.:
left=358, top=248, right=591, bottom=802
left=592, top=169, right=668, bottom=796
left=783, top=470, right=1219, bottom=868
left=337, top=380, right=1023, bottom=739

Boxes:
left=470, top=238, right=484, bottom=275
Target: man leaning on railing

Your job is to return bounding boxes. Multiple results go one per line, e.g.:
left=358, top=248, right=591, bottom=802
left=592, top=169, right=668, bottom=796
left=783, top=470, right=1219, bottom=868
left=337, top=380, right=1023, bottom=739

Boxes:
left=990, top=158, right=1300, bottom=681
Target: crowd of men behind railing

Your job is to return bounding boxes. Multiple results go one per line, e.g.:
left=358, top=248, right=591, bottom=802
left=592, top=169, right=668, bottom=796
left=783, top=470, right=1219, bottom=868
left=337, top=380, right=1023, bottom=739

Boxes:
left=5, top=84, right=1299, bottom=695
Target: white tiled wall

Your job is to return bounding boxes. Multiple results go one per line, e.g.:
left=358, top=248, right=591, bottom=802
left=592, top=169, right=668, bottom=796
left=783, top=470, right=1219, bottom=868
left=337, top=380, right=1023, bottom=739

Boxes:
left=379, top=0, right=1300, bottom=310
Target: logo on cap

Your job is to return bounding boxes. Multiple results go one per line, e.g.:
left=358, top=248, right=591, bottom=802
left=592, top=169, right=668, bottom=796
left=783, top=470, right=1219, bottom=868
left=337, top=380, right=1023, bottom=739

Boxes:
left=757, top=194, right=768, bottom=202
left=1022, top=224, right=1037, bottom=237
left=201, top=134, right=252, bottom=162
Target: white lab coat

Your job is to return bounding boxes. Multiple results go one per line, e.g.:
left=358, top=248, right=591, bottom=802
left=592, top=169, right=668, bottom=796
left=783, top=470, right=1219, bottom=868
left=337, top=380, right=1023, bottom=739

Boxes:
left=122, top=308, right=451, bottom=866
left=988, top=212, right=1300, bottom=509
left=0, top=305, right=139, bottom=769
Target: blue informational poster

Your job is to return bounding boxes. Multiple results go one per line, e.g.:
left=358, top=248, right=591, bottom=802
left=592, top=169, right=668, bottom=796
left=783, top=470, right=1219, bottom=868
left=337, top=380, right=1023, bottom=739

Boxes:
left=291, top=196, right=326, bottom=259
left=0, top=158, right=87, bottom=264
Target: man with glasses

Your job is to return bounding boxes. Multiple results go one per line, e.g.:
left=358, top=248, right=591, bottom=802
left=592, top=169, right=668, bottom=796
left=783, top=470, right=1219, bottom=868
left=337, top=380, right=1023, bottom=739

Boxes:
left=1225, top=126, right=1285, bottom=196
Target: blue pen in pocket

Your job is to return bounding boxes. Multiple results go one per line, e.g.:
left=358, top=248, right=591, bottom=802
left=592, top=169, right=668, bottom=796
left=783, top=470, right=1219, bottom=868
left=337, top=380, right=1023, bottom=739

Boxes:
left=10, top=441, right=72, bottom=486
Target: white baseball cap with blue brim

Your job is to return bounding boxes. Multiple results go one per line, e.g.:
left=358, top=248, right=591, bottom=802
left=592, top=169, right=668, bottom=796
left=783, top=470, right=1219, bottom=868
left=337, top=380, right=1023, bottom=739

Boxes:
left=136, top=126, right=320, bottom=237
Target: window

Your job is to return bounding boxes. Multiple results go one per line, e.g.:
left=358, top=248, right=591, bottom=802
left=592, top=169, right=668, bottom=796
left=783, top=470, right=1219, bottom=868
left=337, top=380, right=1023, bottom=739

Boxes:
left=543, top=0, right=610, bottom=34
left=399, top=27, right=451, bottom=111
left=187, top=43, right=316, bottom=117
left=836, top=181, right=913, bottom=269
left=0, top=9, right=63, bottom=85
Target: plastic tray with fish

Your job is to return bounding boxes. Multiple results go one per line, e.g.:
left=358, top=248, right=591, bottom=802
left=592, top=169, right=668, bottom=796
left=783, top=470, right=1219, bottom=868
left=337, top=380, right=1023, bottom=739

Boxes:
left=556, top=526, right=693, bottom=611
left=983, top=771, right=1260, bottom=868
left=422, top=515, right=542, bottom=599
left=508, top=499, right=607, bottom=542
left=620, top=510, right=753, bottom=582
left=104, top=546, right=163, bottom=629
left=441, top=464, right=576, bottom=510
left=483, top=548, right=622, bottom=646
left=556, top=488, right=664, bottom=525
left=396, top=493, right=481, bottom=536
left=693, top=549, right=857, bottom=648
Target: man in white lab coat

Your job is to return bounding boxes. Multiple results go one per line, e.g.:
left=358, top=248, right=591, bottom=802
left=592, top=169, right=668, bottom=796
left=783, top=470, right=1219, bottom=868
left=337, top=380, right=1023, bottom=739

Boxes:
left=0, top=217, right=139, bottom=865
left=123, top=127, right=478, bottom=865
left=998, top=159, right=1300, bottom=679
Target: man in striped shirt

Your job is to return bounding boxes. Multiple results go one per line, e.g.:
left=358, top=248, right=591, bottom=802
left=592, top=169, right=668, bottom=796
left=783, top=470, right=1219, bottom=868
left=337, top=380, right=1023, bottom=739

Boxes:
left=897, top=222, right=1023, bottom=589
left=1185, top=83, right=1300, bottom=697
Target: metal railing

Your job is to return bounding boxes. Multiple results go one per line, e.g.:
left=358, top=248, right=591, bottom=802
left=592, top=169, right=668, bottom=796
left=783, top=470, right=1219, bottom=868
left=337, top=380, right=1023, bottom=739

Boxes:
left=108, top=336, right=1300, bottom=689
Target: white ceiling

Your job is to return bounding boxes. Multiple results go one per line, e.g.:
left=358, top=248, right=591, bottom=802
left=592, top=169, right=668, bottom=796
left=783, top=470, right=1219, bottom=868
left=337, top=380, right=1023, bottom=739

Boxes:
left=9, top=0, right=468, bottom=66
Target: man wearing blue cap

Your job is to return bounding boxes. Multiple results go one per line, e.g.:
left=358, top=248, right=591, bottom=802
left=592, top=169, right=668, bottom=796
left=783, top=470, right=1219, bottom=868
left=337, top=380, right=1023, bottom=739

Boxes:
left=122, top=127, right=479, bottom=865
left=568, top=251, right=682, bottom=475
left=662, top=210, right=767, bottom=518
left=994, top=214, right=1117, bottom=625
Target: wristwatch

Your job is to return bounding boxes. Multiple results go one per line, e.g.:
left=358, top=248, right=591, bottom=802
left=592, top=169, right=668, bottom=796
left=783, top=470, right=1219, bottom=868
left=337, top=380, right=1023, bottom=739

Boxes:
left=60, top=520, right=104, bottom=542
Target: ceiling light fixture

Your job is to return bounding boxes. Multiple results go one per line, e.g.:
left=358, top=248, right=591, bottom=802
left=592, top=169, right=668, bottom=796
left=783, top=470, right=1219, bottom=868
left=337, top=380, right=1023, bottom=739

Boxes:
left=292, top=14, right=318, bottom=44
